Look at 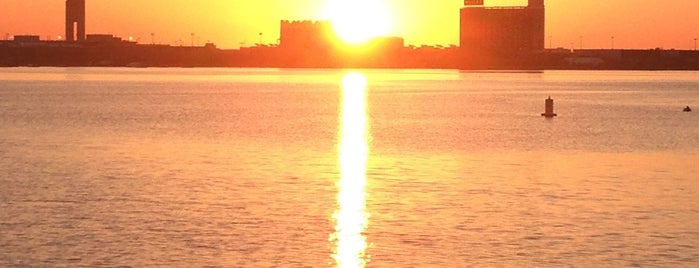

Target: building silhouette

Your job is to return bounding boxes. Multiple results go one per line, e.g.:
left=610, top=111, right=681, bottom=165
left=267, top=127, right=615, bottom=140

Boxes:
left=66, top=0, right=86, bottom=41
left=279, top=20, right=335, bottom=51
left=277, top=20, right=337, bottom=66
left=460, top=0, right=545, bottom=56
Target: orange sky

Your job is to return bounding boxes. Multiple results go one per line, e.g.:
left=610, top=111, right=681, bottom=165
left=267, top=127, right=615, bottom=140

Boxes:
left=1, top=0, right=698, bottom=50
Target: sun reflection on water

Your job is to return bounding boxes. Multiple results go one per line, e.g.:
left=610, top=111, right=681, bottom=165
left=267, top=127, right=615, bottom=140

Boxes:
left=332, top=73, right=370, bottom=268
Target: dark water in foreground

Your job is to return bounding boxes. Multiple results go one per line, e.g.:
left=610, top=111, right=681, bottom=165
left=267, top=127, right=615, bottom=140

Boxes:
left=1, top=68, right=698, bottom=267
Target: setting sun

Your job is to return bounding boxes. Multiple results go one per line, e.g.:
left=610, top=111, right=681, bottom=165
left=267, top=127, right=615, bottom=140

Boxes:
left=324, top=0, right=393, bottom=44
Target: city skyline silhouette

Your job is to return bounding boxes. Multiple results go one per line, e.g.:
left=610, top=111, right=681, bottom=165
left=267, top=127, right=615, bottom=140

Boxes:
left=1, top=0, right=698, bottom=69
left=1, top=0, right=698, bottom=50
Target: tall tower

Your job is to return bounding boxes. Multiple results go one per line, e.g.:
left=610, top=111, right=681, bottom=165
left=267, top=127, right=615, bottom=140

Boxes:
left=65, top=0, right=85, bottom=41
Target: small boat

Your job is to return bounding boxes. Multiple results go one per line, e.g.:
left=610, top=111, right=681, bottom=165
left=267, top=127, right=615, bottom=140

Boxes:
left=684, top=106, right=692, bottom=112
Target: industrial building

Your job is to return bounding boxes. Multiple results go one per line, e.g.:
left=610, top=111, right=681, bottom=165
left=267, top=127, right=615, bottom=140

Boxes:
left=460, top=0, right=545, bottom=55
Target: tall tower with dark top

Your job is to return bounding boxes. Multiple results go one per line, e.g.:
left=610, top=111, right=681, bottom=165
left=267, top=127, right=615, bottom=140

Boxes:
left=65, top=0, right=85, bottom=41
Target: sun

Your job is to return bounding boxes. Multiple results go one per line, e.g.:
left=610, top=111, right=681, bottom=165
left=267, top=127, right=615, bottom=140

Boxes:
left=324, top=0, right=393, bottom=44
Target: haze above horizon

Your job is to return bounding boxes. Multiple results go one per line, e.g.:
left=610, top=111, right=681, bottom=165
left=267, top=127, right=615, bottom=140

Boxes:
left=1, top=0, right=697, bottom=50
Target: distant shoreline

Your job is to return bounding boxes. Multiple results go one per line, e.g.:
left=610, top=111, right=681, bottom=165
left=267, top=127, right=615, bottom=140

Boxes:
left=2, top=41, right=698, bottom=70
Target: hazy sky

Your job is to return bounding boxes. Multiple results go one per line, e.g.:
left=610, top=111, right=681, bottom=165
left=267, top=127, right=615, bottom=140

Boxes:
left=1, top=0, right=698, bottom=49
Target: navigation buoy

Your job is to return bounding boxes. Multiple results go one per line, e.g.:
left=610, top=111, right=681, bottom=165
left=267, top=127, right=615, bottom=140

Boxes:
left=541, top=96, right=557, bottom=118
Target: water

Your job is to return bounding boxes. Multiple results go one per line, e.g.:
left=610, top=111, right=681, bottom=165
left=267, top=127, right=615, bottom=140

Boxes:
left=1, top=68, right=698, bottom=267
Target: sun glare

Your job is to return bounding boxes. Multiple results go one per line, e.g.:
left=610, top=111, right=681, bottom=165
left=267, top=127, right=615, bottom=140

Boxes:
left=324, top=0, right=393, bottom=44
left=332, top=73, right=370, bottom=268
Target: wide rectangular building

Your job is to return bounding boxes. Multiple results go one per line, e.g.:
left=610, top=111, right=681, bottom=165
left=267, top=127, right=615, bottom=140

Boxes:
left=460, top=0, right=545, bottom=56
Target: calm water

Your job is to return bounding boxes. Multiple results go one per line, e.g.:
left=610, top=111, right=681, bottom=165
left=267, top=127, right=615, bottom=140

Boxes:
left=1, top=68, right=698, bottom=267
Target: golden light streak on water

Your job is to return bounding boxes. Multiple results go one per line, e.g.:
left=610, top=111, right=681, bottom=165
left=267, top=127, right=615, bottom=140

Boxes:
left=332, top=73, right=370, bottom=268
